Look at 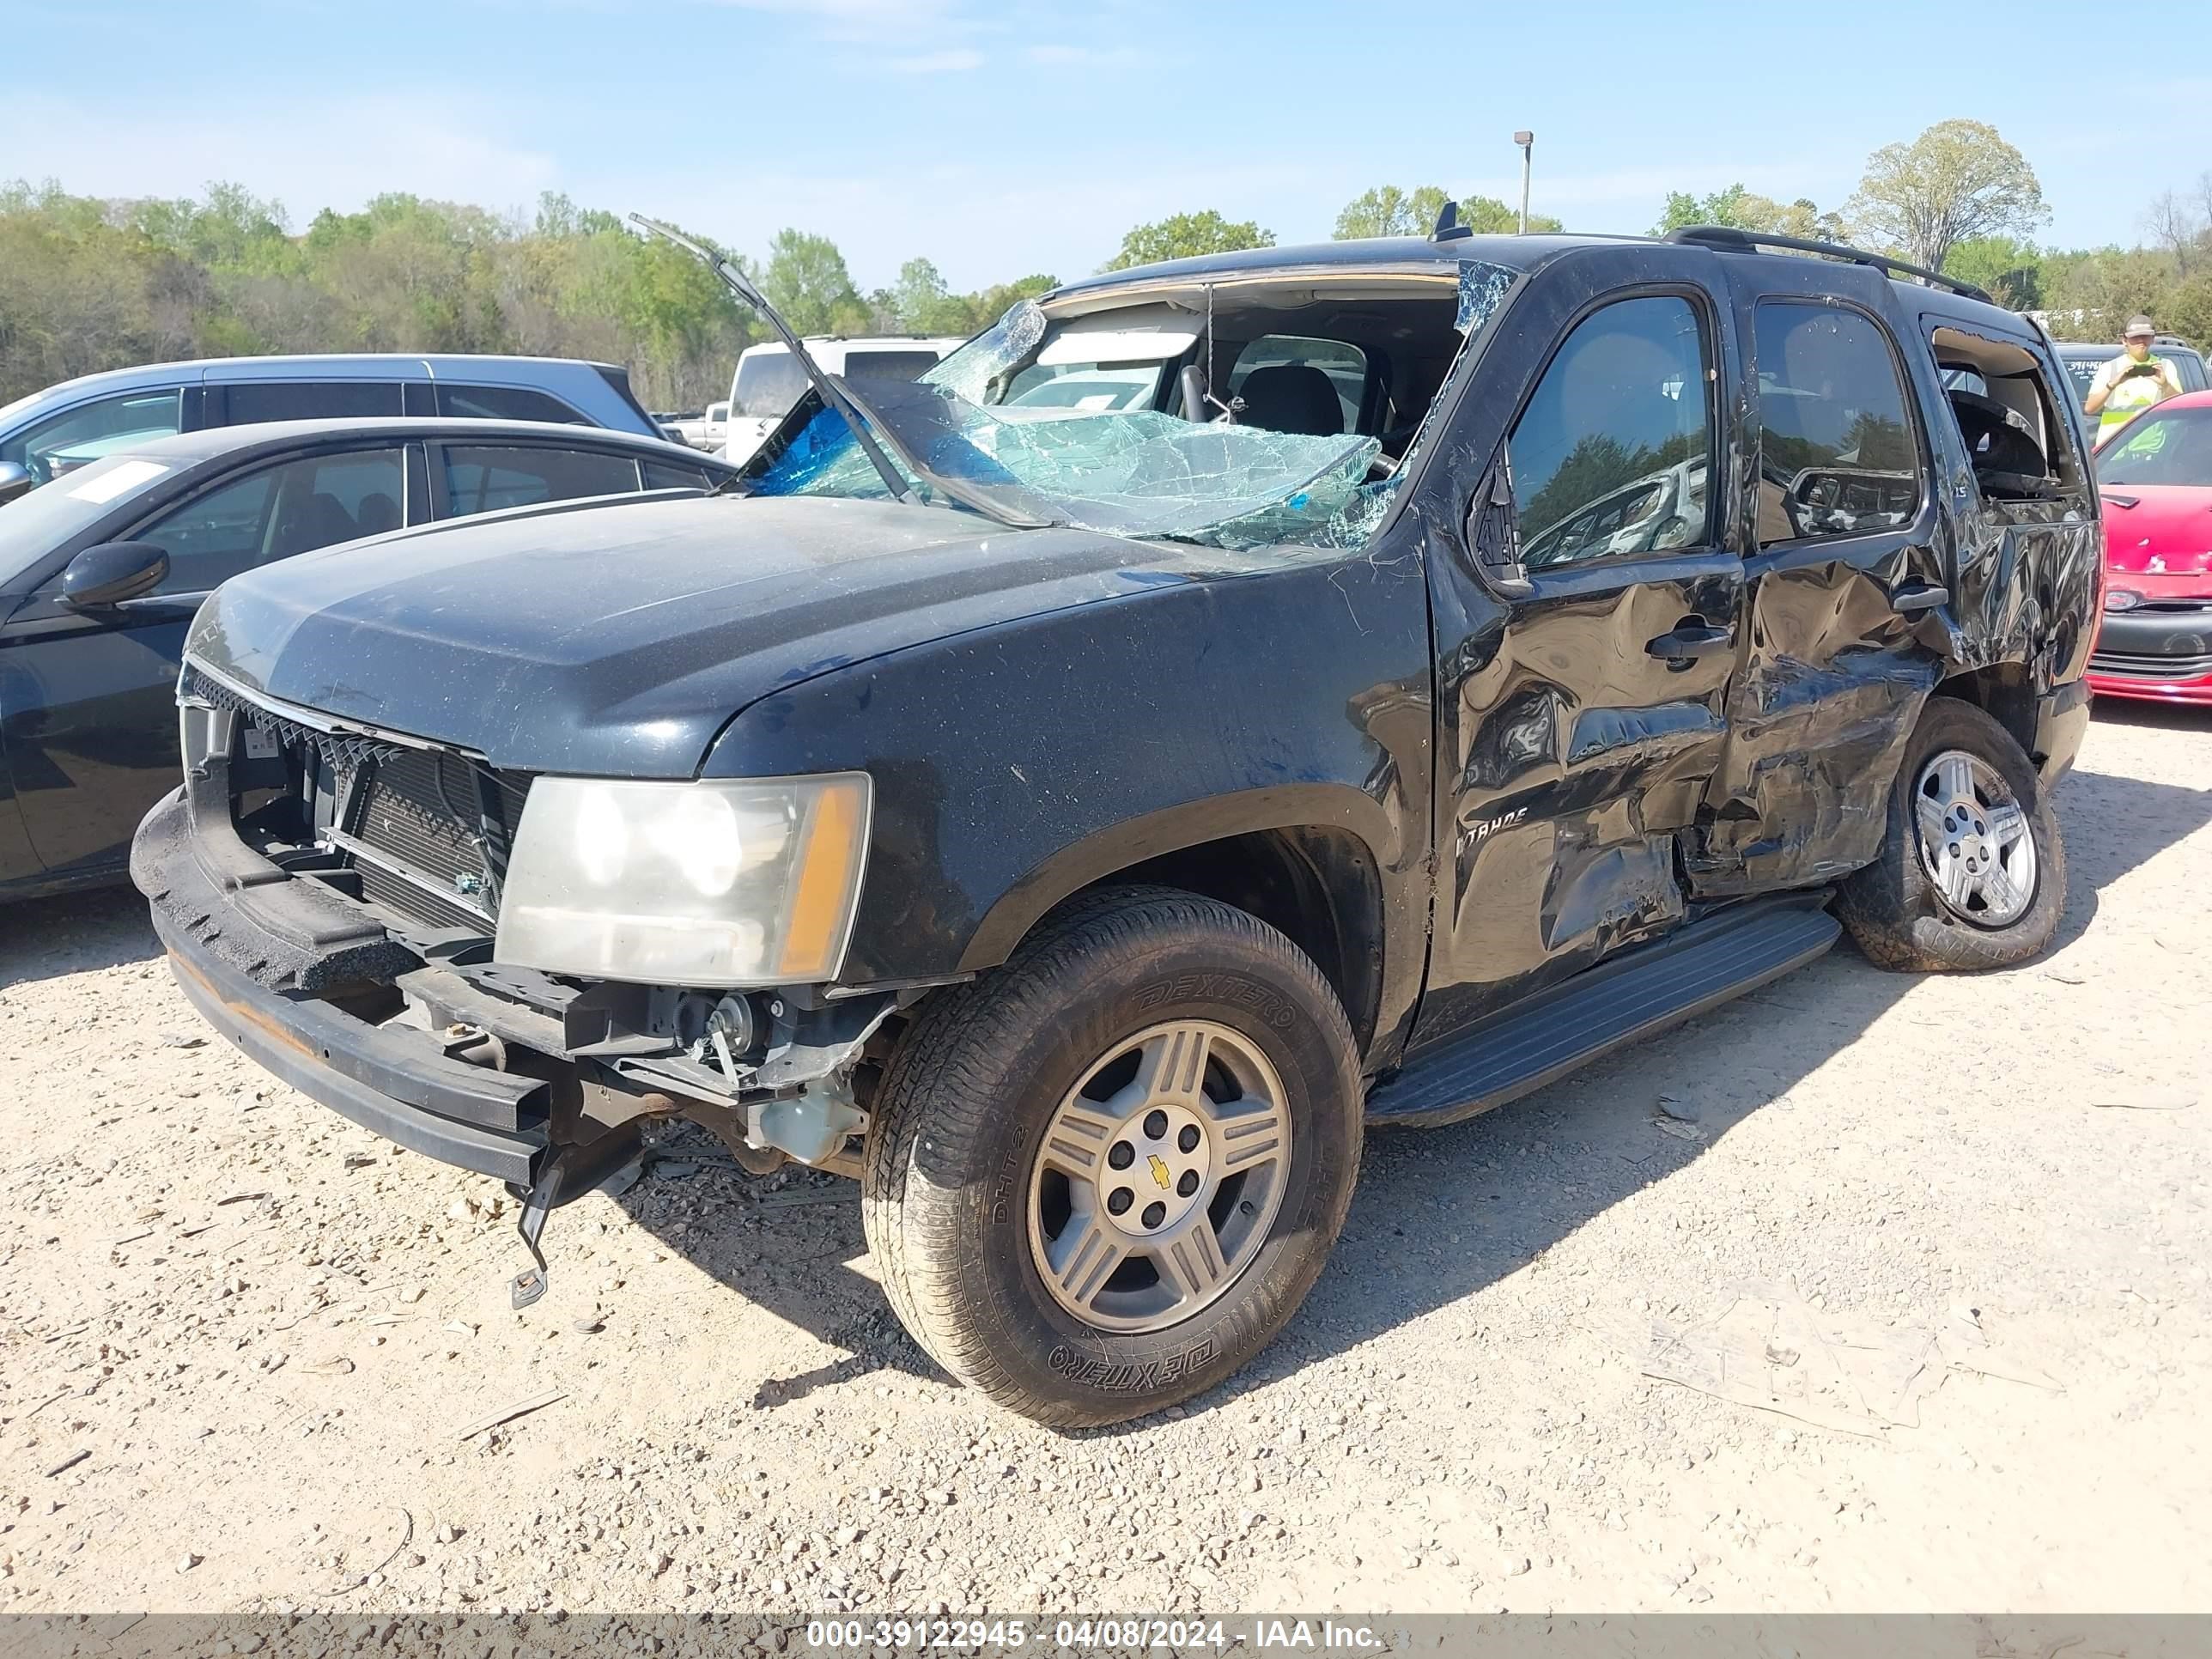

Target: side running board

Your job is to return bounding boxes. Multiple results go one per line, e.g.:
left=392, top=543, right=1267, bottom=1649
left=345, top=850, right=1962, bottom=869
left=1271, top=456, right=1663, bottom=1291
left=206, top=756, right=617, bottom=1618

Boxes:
left=1365, top=893, right=1841, bottom=1129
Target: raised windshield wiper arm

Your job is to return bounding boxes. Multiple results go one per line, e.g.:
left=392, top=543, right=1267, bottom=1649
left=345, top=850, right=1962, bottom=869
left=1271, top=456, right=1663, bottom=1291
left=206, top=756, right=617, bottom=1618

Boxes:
left=629, top=214, right=912, bottom=507
left=830, top=379, right=1058, bottom=531
left=630, top=214, right=1053, bottom=532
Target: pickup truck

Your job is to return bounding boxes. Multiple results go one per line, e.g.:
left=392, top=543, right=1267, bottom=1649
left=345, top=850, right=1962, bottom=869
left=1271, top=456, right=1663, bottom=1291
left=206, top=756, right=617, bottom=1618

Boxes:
left=134, top=220, right=2098, bottom=1426
left=720, top=336, right=957, bottom=465
left=664, top=402, right=729, bottom=453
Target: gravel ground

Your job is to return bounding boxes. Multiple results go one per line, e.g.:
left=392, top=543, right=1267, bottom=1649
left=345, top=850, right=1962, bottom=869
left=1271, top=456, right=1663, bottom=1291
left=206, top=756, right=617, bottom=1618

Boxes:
left=2, top=705, right=2207, bottom=1618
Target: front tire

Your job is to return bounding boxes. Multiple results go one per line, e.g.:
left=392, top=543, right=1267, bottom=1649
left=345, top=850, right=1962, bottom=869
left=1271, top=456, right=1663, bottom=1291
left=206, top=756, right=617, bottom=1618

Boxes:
left=861, top=885, right=1362, bottom=1427
left=1837, top=696, right=2066, bottom=971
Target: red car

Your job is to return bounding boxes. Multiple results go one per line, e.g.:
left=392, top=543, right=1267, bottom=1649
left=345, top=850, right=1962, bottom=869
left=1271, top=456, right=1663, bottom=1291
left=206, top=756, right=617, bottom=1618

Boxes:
left=2089, top=388, right=2212, bottom=706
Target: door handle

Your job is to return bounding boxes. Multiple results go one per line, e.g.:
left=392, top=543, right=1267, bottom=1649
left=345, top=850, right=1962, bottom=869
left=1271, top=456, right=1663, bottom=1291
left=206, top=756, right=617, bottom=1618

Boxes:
left=1888, top=580, right=1949, bottom=616
left=1644, top=618, right=1735, bottom=667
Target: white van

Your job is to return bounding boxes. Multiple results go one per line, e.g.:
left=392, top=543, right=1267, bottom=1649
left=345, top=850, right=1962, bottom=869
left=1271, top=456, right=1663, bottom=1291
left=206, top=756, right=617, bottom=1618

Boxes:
left=722, top=337, right=962, bottom=463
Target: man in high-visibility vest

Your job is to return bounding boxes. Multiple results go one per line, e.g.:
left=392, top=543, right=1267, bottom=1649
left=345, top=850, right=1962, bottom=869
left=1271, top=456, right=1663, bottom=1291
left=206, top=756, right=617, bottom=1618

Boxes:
left=2083, top=315, right=2185, bottom=441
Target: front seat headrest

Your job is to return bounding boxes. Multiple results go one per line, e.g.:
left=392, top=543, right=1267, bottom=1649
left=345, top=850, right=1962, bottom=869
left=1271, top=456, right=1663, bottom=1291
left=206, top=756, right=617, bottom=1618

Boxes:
left=1236, top=363, right=1346, bottom=436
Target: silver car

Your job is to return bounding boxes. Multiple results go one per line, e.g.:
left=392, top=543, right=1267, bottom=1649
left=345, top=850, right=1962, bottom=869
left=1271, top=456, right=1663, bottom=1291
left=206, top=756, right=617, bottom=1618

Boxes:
left=0, top=353, right=665, bottom=503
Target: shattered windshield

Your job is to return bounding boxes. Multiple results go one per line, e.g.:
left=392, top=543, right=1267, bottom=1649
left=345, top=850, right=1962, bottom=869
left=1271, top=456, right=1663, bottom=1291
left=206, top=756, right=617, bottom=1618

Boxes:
left=750, top=261, right=1518, bottom=551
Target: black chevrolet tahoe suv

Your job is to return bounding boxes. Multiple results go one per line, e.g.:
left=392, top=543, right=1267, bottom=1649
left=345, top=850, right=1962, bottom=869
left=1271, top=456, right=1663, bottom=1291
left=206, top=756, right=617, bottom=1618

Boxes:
left=134, top=221, right=2098, bottom=1425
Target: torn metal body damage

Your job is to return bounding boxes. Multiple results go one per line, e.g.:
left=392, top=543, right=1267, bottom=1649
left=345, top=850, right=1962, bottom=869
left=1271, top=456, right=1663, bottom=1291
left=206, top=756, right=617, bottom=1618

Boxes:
left=1406, top=239, right=2096, bottom=1049
left=133, top=678, right=906, bottom=1201
left=132, top=231, right=2095, bottom=1315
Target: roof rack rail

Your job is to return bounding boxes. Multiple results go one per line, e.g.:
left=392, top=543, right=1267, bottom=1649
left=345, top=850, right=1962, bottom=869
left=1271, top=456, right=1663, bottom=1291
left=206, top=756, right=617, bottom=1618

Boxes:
left=1663, top=225, right=1993, bottom=304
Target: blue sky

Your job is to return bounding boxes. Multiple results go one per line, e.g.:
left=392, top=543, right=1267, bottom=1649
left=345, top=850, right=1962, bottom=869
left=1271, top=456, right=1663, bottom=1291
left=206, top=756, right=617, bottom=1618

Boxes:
left=4, top=0, right=2209, bottom=291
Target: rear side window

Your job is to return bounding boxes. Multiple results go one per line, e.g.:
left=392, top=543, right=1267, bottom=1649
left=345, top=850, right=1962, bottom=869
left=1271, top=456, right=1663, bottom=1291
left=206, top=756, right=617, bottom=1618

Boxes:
left=1509, top=295, right=1713, bottom=570
left=222, top=380, right=404, bottom=425
left=441, top=446, right=641, bottom=516
left=438, top=383, right=589, bottom=424
left=641, top=459, right=714, bottom=491
left=1753, top=303, right=1920, bottom=544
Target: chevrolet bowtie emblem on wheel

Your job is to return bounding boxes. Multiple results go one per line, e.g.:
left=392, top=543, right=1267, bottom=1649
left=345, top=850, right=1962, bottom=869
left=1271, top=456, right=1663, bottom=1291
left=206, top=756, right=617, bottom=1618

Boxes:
left=1147, top=1153, right=1171, bottom=1190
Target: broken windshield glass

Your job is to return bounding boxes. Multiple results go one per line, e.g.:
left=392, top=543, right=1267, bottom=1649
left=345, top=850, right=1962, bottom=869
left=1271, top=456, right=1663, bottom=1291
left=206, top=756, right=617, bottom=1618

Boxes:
left=750, top=261, right=1518, bottom=551
left=756, top=386, right=1381, bottom=550
left=1456, top=260, right=1516, bottom=335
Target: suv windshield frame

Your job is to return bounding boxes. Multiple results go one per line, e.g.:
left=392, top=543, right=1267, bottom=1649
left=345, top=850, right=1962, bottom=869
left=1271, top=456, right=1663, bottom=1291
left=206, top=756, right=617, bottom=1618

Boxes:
left=742, top=258, right=1524, bottom=553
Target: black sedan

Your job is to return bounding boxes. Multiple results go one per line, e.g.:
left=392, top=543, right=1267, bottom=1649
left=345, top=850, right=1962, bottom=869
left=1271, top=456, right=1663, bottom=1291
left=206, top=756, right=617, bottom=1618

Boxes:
left=0, top=418, right=740, bottom=901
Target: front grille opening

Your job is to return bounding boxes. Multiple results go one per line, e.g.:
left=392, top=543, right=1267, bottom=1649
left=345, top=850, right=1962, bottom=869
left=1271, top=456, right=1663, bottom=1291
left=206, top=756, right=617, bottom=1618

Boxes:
left=191, top=669, right=532, bottom=939
left=348, top=750, right=532, bottom=934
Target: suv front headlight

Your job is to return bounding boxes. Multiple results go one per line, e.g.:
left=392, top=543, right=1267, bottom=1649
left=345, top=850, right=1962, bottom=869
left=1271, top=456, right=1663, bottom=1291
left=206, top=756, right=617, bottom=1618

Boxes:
left=495, top=773, right=872, bottom=986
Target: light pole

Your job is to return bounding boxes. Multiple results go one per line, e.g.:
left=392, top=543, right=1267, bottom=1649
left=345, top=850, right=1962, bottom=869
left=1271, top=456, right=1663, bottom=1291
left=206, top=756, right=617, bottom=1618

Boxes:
left=1513, top=131, right=1534, bottom=234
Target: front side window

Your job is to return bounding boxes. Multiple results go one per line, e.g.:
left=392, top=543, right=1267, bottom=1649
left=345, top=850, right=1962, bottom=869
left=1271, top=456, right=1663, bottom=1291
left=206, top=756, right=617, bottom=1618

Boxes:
left=222, top=380, right=404, bottom=426
left=1, top=390, right=184, bottom=485
left=441, top=446, right=641, bottom=516
left=1754, top=302, right=1920, bottom=544
left=1510, top=295, right=1712, bottom=570
left=133, top=447, right=405, bottom=592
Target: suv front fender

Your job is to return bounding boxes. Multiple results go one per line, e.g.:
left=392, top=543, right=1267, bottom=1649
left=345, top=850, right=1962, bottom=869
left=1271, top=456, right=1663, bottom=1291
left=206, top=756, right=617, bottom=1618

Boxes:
left=700, top=550, right=1435, bottom=1034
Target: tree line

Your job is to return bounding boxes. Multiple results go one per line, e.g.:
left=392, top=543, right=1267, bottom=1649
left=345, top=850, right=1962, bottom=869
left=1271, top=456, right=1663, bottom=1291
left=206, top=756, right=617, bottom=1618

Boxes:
left=5, top=118, right=2209, bottom=410
left=1650, top=122, right=2212, bottom=346
left=1103, top=120, right=2212, bottom=350
left=0, top=184, right=1056, bottom=409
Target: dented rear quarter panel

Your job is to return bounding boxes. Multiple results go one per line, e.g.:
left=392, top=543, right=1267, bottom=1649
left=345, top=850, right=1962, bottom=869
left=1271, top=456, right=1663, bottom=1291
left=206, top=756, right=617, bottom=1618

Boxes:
left=1693, top=271, right=2099, bottom=896
left=1917, top=301, right=2103, bottom=710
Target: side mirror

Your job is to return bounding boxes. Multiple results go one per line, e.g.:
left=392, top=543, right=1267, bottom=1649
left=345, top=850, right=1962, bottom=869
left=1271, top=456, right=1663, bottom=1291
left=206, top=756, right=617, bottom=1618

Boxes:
left=0, top=461, right=32, bottom=506
left=60, top=541, right=169, bottom=609
left=1468, top=460, right=1534, bottom=599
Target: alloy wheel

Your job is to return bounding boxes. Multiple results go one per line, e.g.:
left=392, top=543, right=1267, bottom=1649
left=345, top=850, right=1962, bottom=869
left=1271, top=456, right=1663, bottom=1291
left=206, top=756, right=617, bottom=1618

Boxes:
left=1027, top=1020, right=1291, bottom=1334
left=1912, top=748, right=2038, bottom=928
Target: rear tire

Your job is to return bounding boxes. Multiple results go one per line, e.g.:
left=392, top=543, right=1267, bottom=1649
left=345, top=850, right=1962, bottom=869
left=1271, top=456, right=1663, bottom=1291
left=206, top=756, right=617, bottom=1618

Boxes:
left=861, top=885, right=1362, bottom=1427
left=1837, top=697, right=2065, bottom=971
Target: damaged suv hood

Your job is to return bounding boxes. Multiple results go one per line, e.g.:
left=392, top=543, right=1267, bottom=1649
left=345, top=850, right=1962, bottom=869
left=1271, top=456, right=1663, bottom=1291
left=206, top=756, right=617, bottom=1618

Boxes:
left=185, top=493, right=1219, bottom=775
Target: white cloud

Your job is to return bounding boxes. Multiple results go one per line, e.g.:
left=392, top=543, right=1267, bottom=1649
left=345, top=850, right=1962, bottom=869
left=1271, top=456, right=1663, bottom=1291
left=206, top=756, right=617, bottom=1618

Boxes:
left=883, top=46, right=985, bottom=73
left=691, top=0, right=973, bottom=46
left=1021, top=41, right=1170, bottom=70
